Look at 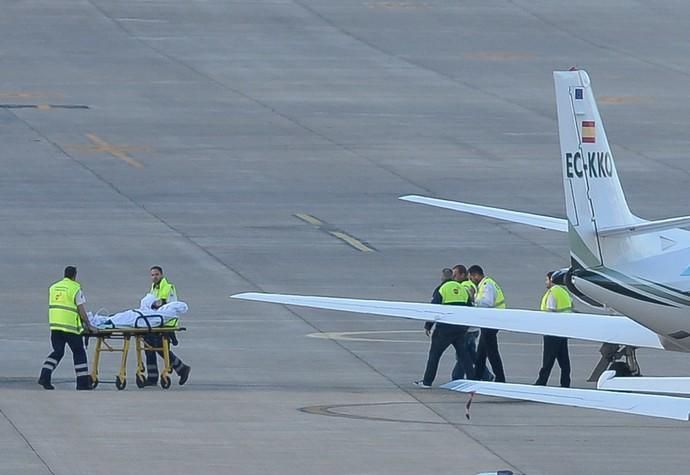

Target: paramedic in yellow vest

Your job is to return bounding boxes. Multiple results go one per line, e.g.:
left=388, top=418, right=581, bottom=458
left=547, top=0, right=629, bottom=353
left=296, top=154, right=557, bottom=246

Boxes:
left=38, top=266, right=96, bottom=390
left=143, top=266, right=191, bottom=386
left=535, top=271, right=572, bottom=387
left=469, top=265, right=506, bottom=383
left=414, top=268, right=471, bottom=388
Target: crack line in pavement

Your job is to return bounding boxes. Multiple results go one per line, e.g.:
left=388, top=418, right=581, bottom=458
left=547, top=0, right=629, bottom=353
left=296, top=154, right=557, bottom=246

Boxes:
left=509, top=0, right=690, bottom=81
left=0, top=407, right=56, bottom=475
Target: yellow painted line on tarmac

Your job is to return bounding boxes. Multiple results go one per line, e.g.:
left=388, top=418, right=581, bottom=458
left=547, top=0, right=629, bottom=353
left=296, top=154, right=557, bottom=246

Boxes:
left=36, top=104, right=51, bottom=110
left=329, top=230, right=375, bottom=252
left=294, top=213, right=323, bottom=226
left=598, top=95, right=647, bottom=105
left=295, top=213, right=375, bottom=252
left=85, top=133, right=145, bottom=169
left=0, top=91, right=63, bottom=99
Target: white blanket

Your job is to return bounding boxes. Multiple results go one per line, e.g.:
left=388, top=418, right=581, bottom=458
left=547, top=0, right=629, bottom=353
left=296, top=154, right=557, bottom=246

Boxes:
left=89, top=294, right=188, bottom=329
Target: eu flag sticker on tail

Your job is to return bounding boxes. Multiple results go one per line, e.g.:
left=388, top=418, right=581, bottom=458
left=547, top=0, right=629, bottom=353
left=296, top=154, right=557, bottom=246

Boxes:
left=575, top=88, right=583, bottom=100
left=582, top=121, right=596, bottom=143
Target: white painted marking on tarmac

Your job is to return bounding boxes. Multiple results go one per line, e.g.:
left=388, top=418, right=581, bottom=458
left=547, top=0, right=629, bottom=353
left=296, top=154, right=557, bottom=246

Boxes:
left=306, top=330, right=599, bottom=347
left=309, top=329, right=423, bottom=343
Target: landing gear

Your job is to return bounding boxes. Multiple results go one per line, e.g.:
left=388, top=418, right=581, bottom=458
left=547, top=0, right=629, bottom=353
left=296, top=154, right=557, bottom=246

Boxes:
left=588, top=343, right=641, bottom=381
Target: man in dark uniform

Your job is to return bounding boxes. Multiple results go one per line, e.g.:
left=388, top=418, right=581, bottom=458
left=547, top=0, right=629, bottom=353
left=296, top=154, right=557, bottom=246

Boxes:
left=414, top=268, right=471, bottom=388
left=38, top=266, right=96, bottom=390
left=535, top=271, right=573, bottom=387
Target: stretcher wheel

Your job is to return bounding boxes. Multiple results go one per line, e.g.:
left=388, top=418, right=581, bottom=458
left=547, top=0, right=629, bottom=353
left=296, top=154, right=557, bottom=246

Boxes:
left=135, top=374, right=147, bottom=389
left=91, top=378, right=99, bottom=389
left=115, top=377, right=127, bottom=390
left=160, top=375, right=171, bottom=389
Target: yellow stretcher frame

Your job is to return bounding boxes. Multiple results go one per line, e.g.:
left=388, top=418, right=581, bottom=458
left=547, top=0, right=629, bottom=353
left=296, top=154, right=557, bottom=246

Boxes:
left=88, top=326, right=186, bottom=390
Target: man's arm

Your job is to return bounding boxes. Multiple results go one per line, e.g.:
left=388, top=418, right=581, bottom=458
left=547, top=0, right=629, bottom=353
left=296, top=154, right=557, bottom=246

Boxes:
left=431, top=287, right=442, bottom=305
left=466, top=286, right=476, bottom=305
left=474, top=283, right=496, bottom=308
left=153, top=281, right=174, bottom=309
left=74, top=290, right=96, bottom=332
left=425, top=285, right=443, bottom=335
left=77, top=304, right=96, bottom=333
left=546, top=292, right=558, bottom=312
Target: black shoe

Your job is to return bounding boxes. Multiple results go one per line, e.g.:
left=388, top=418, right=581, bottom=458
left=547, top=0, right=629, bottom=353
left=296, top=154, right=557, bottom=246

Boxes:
left=178, top=365, right=191, bottom=386
left=76, top=385, right=93, bottom=390
left=38, top=378, right=55, bottom=390
left=143, top=379, right=158, bottom=387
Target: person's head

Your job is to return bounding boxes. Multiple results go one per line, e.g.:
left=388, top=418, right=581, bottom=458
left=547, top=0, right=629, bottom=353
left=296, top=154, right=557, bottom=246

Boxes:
left=468, top=265, right=484, bottom=285
left=441, top=268, right=453, bottom=282
left=452, top=264, right=468, bottom=282
left=545, top=271, right=555, bottom=289
left=64, top=266, right=77, bottom=280
left=150, top=266, right=164, bottom=285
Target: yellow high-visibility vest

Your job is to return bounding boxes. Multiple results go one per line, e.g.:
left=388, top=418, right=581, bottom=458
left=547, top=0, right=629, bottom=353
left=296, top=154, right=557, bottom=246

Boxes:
left=540, top=285, right=573, bottom=312
left=460, top=279, right=477, bottom=295
left=477, top=277, right=506, bottom=308
left=48, top=278, right=83, bottom=334
left=151, top=277, right=177, bottom=301
left=439, top=280, right=470, bottom=305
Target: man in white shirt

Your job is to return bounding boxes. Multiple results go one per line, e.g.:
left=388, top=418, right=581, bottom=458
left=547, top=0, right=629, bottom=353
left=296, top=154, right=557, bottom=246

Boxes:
left=468, top=265, right=506, bottom=383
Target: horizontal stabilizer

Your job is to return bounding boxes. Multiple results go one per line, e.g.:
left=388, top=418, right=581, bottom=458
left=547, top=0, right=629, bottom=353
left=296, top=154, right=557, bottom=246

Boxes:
left=442, top=378, right=690, bottom=421
left=230, top=292, right=663, bottom=349
left=399, top=195, right=567, bottom=232
left=598, top=216, right=690, bottom=238
left=597, top=371, right=690, bottom=395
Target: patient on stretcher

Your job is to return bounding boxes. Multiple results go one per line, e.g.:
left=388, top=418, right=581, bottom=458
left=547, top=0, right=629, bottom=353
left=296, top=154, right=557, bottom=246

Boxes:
left=89, top=294, right=188, bottom=329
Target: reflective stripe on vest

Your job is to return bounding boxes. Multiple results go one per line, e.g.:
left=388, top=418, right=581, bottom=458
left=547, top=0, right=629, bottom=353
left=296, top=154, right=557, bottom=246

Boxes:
left=48, top=278, right=83, bottom=335
left=477, top=277, right=506, bottom=308
left=540, top=285, right=573, bottom=312
left=438, top=281, right=470, bottom=305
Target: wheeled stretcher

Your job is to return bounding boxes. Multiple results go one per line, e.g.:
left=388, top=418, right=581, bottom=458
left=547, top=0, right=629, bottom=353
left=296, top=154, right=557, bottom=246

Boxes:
left=89, top=318, right=186, bottom=390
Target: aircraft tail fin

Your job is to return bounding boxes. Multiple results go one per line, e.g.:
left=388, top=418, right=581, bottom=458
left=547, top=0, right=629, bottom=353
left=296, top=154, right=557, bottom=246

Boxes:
left=554, top=70, right=643, bottom=267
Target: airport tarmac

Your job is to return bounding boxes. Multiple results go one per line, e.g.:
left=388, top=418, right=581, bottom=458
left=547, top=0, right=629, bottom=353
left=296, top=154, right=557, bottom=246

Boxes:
left=3, top=0, right=690, bottom=474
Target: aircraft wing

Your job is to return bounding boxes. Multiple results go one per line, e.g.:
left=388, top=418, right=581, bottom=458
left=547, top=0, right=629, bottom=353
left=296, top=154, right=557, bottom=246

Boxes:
left=399, top=195, right=567, bottom=232
left=442, top=378, right=690, bottom=421
left=230, top=293, right=663, bottom=349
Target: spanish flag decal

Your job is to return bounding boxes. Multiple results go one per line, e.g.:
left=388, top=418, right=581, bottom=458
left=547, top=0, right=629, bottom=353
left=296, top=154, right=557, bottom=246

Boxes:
left=581, top=121, right=596, bottom=143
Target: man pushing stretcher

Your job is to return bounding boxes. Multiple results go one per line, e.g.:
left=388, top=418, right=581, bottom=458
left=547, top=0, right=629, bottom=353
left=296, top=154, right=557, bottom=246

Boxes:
left=142, top=266, right=191, bottom=386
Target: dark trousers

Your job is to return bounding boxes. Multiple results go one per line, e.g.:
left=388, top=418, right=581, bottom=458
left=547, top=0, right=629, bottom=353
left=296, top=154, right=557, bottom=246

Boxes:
left=39, top=330, right=91, bottom=389
left=422, top=323, right=468, bottom=386
left=535, top=336, right=571, bottom=387
left=473, top=329, right=506, bottom=382
left=452, top=331, right=477, bottom=380
left=463, top=331, right=493, bottom=380
left=144, top=334, right=185, bottom=382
